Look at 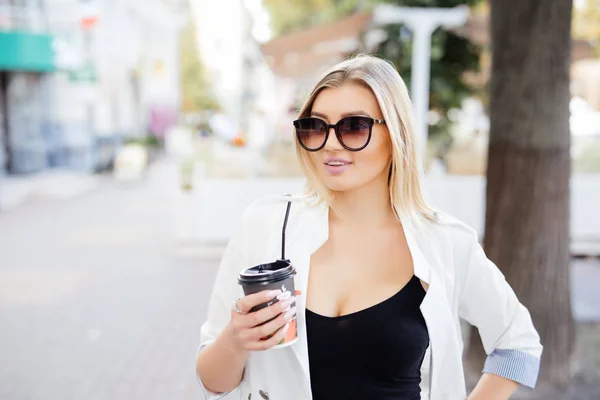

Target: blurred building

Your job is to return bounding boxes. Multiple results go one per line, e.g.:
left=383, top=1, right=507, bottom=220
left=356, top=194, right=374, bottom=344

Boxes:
left=191, top=0, right=277, bottom=147
left=260, top=12, right=372, bottom=144
left=0, top=0, right=54, bottom=174
left=0, top=0, right=185, bottom=175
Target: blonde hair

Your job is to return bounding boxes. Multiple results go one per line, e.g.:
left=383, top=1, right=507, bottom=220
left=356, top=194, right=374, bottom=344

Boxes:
left=295, top=54, right=436, bottom=224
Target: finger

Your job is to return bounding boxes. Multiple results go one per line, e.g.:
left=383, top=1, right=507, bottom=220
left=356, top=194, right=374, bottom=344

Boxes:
left=237, top=289, right=283, bottom=313
left=246, top=321, right=291, bottom=351
left=245, top=306, right=296, bottom=342
left=238, top=296, right=295, bottom=329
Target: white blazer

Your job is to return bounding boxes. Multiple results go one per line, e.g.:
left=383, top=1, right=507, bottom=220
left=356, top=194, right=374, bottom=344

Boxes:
left=198, top=194, right=543, bottom=400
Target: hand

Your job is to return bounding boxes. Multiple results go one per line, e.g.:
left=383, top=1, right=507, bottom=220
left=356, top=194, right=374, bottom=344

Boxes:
left=229, top=289, right=296, bottom=351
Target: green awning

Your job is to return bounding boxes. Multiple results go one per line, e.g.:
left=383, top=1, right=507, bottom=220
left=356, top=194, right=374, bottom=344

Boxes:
left=0, top=31, right=56, bottom=72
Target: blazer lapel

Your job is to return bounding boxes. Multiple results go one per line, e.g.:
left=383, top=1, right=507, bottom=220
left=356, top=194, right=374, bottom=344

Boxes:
left=403, top=218, right=465, bottom=399
left=285, top=201, right=329, bottom=398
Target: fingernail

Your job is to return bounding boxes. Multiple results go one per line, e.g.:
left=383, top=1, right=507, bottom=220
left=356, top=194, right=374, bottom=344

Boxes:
left=266, top=290, right=282, bottom=298
left=284, top=307, right=296, bottom=320
left=276, top=291, right=291, bottom=301
left=281, top=322, right=290, bottom=334
left=280, top=297, right=294, bottom=309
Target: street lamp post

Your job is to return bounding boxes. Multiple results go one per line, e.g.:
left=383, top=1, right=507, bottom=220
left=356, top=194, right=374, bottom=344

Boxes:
left=372, top=5, right=470, bottom=159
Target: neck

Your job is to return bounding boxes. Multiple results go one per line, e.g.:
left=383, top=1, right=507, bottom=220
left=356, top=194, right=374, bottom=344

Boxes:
left=330, top=173, right=395, bottom=227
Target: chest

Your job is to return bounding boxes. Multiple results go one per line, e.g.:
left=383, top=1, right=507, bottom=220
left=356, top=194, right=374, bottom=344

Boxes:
left=305, top=224, right=415, bottom=318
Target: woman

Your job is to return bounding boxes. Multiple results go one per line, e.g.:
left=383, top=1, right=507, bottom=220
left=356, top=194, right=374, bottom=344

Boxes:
left=196, top=55, right=542, bottom=400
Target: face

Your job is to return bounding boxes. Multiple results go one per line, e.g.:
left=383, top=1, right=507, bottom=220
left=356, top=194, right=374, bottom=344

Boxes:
left=299, top=82, right=392, bottom=193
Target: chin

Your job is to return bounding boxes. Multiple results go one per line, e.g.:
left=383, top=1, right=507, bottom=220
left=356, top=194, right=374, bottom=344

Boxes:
left=320, top=175, right=362, bottom=192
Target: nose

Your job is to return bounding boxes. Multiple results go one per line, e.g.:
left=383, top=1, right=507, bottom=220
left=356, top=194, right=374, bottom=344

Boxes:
left=323, top=126, right=343, bottom=150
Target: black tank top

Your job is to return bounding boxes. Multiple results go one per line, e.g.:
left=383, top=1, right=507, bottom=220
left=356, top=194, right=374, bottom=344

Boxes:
left=306, top=275, right=429, bottom=400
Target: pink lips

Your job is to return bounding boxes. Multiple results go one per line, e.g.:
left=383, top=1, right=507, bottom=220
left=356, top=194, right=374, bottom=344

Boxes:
left=324, top=157, right=352, bottom=175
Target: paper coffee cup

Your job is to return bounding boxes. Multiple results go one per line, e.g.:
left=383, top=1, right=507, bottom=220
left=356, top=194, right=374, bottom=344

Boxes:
left=238, top=259, right=298, bottom=348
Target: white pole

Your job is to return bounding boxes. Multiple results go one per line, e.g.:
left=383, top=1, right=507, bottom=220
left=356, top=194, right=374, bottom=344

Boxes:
left=411, top=25, right=434, bottom=159
left=372, top=5, right=469, bottom=160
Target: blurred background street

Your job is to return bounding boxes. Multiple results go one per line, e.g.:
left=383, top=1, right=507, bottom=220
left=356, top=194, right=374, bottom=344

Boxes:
left=1, top=0, right=600, bottom=398
left=0, top=162, right=219, bottom=399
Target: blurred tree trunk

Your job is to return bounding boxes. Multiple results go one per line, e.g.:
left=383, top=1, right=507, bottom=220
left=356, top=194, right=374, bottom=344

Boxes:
left=465, top=0, right=575, bottom=387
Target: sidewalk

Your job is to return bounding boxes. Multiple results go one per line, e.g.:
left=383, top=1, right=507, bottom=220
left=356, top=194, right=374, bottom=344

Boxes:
left=0, top=170, right=104, bottom=211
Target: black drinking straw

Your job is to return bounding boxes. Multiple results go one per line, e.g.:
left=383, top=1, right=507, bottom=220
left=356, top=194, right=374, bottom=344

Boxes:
left=281, top=201, right=291, bottom=261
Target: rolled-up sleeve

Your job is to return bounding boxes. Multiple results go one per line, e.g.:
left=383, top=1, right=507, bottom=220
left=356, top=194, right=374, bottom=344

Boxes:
left=196, top=228, right=246, bottom=399
left=458, top=230, right=543, bottom=389
left=482, top=348, right=540, bottom=389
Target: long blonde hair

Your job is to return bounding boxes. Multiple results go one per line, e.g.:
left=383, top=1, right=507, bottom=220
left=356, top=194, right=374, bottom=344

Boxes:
left=295, top=54, right=436, bottom=224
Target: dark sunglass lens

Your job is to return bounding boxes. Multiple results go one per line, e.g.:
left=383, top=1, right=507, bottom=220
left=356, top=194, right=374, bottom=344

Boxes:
left=295, top=118, right=326, bottom=150
left=338, top=117, right=372, bottom=149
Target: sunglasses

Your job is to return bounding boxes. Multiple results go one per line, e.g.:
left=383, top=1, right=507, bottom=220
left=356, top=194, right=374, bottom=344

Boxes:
left=293, top=116, right=386, bottom=152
